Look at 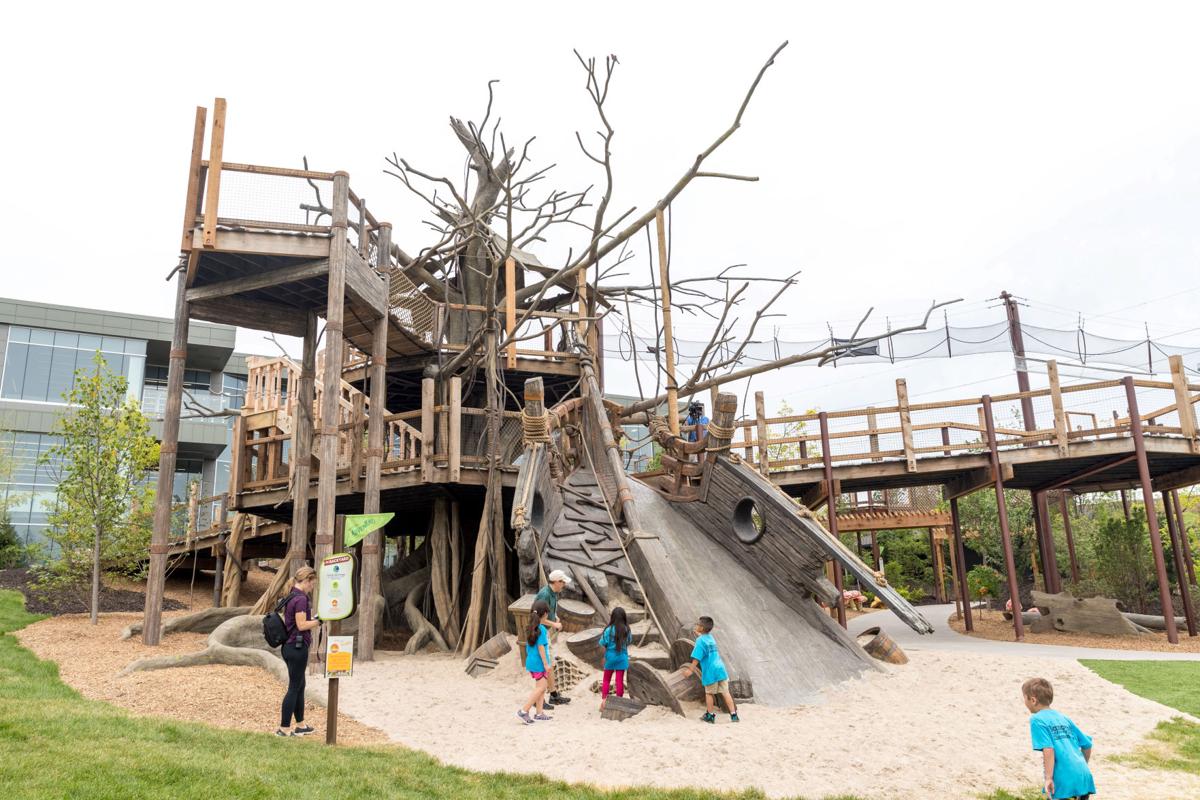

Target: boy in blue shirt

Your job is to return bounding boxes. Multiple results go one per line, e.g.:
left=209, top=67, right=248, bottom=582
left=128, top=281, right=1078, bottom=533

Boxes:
left=682, top=616, right=739, bottom=723
left=1022, top=677, right=1095, bottom=800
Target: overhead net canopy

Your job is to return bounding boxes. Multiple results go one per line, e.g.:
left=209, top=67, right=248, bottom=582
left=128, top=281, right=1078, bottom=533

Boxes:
left=606, top=320, right=1200, bottom=375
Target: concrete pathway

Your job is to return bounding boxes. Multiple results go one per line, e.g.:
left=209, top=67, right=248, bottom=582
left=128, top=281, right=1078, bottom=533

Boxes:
left=848, top=603, right=1200, bottom=661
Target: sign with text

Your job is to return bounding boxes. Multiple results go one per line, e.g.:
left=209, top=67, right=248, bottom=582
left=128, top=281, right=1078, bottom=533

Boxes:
left=324, top=635, right=354, bottom=678
left=343, top=512, right=394, bottom=548
left=317, top=553, right=355, bottom=621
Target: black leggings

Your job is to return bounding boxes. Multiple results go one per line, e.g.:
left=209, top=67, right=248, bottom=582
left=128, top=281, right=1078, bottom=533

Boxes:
left=280, top=641, right=308, bottom=728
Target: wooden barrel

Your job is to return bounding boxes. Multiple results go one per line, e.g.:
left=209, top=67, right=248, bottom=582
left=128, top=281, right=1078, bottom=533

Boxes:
left=470, top=632, right=512, bottom=662
left=856, top=626, right=908, bottom=665
left=663, top=665, right=704, bottom=702
left=565, top=627, right=606, bottom=669
left=558, top=598, right=597, bottom=633
left=670, top=637, right=695, bottom=670
left=600, top=694, right=646, bottom=721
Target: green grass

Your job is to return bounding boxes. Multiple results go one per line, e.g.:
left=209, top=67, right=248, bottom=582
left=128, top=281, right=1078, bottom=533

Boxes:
left=0, top=590, right=858, bottom=800
left=1080, top=659, right=1200, bottom=774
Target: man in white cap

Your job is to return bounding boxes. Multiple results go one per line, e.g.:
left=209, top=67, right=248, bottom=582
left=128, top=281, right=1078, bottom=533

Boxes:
left=535, top=569, right=573, bottom=706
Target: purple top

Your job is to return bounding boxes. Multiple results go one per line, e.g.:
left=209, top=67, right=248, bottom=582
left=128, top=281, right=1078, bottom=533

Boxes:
left=284, top=588, right=312, bottom=646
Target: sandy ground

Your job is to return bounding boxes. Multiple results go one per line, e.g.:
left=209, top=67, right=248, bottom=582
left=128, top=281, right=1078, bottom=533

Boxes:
left=14, top=587, right=388, bottom=745
left=309, top=637, right=1200, bottom=800
left=948, top=610, right=1200, bottom=653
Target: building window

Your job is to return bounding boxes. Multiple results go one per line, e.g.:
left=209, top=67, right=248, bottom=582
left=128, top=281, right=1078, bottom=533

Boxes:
left=0, top=326, right=146, bottom=404
left=0, top=431, right=64, bottom=549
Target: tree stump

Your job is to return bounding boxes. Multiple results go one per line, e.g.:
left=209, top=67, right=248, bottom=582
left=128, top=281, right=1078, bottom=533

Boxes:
left=1030, top=590, right=1146, bottom=636
left=601, top=694, right=646, bottom=721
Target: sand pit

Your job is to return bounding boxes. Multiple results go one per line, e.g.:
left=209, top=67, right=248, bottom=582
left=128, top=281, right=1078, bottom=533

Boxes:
left=310, top=637, right=1200, bottom=799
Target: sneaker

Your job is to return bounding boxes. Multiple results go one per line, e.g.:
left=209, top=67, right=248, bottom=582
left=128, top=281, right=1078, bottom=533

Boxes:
left=700, top=712, right=716, bottom=724
left=730, top=713, right=740, bottom=723
left=275, top=729, right=296, bottom=737
left=293, top=725, right=314, bottom=736
left=550, top=693, right=572, bottom=705
left=517, top=710, right=534, bottom=725
left=533, top=713, right=553, bottom=721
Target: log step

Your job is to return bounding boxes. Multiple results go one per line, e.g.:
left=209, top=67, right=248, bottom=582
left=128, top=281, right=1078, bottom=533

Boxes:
left=629, top=643, right=672, bottom=670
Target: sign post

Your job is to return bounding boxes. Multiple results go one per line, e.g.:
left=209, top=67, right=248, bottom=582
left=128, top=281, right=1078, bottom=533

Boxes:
left=318, top=536, right=357, bottom=745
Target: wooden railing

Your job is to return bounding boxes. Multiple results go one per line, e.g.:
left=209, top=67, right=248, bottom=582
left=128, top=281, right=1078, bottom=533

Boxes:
left=729, top=356, right=1200, bottom=476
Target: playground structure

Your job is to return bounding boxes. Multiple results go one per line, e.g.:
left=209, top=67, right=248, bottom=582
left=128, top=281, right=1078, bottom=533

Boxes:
left=140, top=86, right=1200, bottom=717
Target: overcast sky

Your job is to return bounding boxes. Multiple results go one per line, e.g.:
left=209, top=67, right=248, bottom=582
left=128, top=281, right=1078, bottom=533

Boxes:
left=3, top=1, right=1199, bottom=416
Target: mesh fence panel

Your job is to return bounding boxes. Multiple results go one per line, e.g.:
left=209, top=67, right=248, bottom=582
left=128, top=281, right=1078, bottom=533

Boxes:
left=209, top=170, right=333, bottom=228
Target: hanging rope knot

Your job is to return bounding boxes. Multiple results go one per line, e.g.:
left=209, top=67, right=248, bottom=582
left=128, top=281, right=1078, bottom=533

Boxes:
left=521, top=409, right=551, bottom=444
left=704, top=421, right=735, bottom=449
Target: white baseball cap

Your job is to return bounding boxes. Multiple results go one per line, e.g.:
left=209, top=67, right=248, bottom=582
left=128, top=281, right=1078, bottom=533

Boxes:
left=547, top=569, right=573, bottom=584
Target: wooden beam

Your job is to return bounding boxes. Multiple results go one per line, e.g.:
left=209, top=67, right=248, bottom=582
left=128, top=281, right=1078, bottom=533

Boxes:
left=180, top=106, right=207, bottom=257
left=1170, top=354, right=1200, bottom=453
left=655, top=209, right=679, bottom=436
left=190, top=297, right=308, bottom=338
left=343, top=246, right=388, bottom=317
left=421, top=377, right=436, bottom=483
left=449, top=376, right=462, bottom=482
left=185, top=259, right=330, bottom=302
left=835, top=511, right=952, bottom=533
left=1035, top=454, right=1137, bottom=492
left=1154, top=462, right=1200, bottom=493
left=896, top=379, right=916, bottom=472
left=505, top=257, right=518, bottom=369
left=944, top=465, right=1013, bottom=499
left=755, top=391, right=770, bottom=476
left=867, top=407, right=881, bottom=462
left=201, top=98, right=226, bottom=249
left=798, top=479, right=834, bottom=511
left=191, top=228, right=331, bottom=259
left=1048, top=360, right=1069, bottom=458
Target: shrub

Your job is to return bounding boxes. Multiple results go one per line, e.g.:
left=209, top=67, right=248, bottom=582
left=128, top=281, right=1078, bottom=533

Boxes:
left=967, top=564, right=1003, bottom=604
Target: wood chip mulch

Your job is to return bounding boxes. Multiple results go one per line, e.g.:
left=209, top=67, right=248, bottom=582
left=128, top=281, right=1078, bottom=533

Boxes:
left=947, top=610, right=1200, bottom=653
left=12, top=577, right=389, bottom=746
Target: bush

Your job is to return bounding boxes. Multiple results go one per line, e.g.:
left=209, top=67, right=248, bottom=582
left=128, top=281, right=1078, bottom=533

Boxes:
left=0, top=510, right=35, bottom=569
left=1091, top=509, right=1153, bottom=612
left=967, top=564, right=1003, bottom=604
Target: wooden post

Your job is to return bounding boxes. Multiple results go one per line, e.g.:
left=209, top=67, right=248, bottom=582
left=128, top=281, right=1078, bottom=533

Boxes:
left=950, top=497, right=973, bottom=631
left=288, top=312, right=318, bottom=579
left=505, top=256, right=518, bottom=369
left=1173, top=490, right=1197, bottom=587
left=946, top=526, right=962, bottom=619
left=448, top=376, right=462, bottom=482
left=201, top=98, right=226, bottom=249
left=654, top=208, right=679, bottom=436
left=180, top=106, right=207, bottom=252
left=1034, top=490, right=1062, bottom=594
left=867, top=407, right=882, bottom=461
left=212, top=536, right=225, bottom=608
left=982, top=395, right=1025, bottom=641
left=1048, top=360, right=1069, bottom=457
left=1162, top=491, right=1198, bottom=636
left=421, top=377, right=436, bottom=482
left=349, top=392, right=365, bottom=493
left=870, top=530, right=881, bottom=571
left=818, top=411, right=847, bottom=628
left=1123, top=376, right=1178, bottom=643
left=1059, top=491, right=1080, bottom=585
left=896, top=379, right=916, bottom=472
left=142, top=270, right=190, bottom=645
left=754, top=391, right=770, bottom=476
left=1170, top=355, right=1199, bottom=453
left=360, top=254, right=390, bottom=660
left=315, top=173, right=350, bottom=570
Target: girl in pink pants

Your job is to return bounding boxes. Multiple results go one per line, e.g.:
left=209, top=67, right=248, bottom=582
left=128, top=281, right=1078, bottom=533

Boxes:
left=599, top=606, right=631, bottom=709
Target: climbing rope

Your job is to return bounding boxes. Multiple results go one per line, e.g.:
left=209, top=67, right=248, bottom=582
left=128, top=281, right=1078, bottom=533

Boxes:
left=704, top=420, right=735, bottom=445
left=521, top=408, right=552, bottom=444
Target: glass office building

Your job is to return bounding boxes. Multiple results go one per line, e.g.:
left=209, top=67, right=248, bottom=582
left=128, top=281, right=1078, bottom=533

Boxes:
left=0, top=298, right=260, bottom=549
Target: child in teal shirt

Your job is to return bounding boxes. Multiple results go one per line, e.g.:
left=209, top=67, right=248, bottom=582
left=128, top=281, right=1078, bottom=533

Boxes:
left=1022, top=677, right=1095, bottom=799
left=683, top=616, right=739, bottom=723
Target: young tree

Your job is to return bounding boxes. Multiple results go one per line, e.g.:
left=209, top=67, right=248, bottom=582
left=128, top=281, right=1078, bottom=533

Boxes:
left=39, top=353, right=159, bottom=623
left=1090, top=509, right=1152, bottom=613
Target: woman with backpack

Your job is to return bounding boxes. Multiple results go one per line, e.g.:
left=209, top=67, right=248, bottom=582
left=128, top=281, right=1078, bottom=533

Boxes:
left=277, top=565, right=321, bottom=737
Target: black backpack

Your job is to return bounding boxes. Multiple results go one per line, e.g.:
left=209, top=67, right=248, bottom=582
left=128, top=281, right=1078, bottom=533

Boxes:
left=262, top=593, right=293, bottom=648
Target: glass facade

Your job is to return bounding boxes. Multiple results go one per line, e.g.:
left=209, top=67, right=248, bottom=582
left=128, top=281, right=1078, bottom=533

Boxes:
left=1, top=326, right=146, bottom=404
left=0, top=432, right=63, bottom=548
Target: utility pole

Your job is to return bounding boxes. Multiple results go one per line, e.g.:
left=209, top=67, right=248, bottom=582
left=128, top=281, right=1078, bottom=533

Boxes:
left=999, top=290, right=1062, bottom=594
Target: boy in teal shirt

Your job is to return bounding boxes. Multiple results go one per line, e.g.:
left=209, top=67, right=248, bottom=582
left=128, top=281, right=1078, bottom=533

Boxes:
left=683, top=616, right=739, bottom=723
left=1022, top=677, right=1095, bottom=800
